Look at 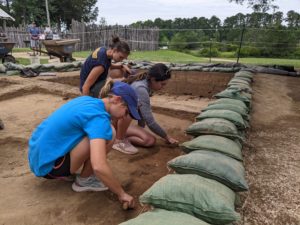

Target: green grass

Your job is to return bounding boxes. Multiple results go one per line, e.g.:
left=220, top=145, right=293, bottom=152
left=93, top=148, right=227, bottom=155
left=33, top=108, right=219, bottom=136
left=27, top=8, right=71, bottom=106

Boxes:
left=73, top=49, right=300, bottom=68
left=73, top=50, right=208, bottom=63
left=13, top=48, right=31, bottom=53
left=15, top=58, right=48, bottom=65
left=129, top=50, right=208, bottom=63
left=225, top=57, right=300, bottom=68
left=73, top=51, right=92, bottom=58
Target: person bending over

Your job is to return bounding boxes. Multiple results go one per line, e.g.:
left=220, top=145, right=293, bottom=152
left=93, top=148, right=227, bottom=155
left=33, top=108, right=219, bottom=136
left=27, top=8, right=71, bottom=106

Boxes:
left=80, top=36, right=131, bottom=98
left=28, top=81, right=140, bottom=209
left=112, top=63, right=179, bottom=155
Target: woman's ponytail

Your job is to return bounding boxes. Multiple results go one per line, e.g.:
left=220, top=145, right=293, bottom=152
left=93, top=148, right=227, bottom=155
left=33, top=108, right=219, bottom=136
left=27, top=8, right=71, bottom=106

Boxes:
left=99, top=78, right=114, bottom=98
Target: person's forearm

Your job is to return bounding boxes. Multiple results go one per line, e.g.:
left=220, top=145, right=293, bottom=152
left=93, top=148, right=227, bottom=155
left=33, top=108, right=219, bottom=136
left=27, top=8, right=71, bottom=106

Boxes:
left=147, top=121, right=167, bottom=139
left=94, top=164, right=125, bottom=197
left=82, top=83, right=91, bottom=95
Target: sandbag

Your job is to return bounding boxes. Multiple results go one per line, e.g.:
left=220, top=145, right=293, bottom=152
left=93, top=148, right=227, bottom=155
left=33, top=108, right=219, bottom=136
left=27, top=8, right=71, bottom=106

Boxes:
left=234, top=71, right=254, bottom=80
left=186, top=118, right=244, bottom=141
left=179, top=135, right=243, bottom=161
left=54, top=62, right=73, bottom=70
left=40, top=64, right=55, bottom=70
left=6, top=70, right=20, bottom=76
left=233, top=75, right=252, bottom=83
left=196, top=109, right=247, bottom=129
left=228, top=79, right=250, bottom=86
left=202, top=103, right=249, bottom=120
left=214, top=89, right=252, bottom=107
left=139, top=174, right=240, bottom=225
left=168, top=150, right=248, bottom=191
left=209, top=98, right=248, bottom=110
left=25, top=63, right=42, bottom=70
left=3, top=62, right=25, bottom=71
left=119, top=208, right=209, bottom=225
left=0, top=64, right=7, bottom=73
left=227, top=84, right=253, bottom=94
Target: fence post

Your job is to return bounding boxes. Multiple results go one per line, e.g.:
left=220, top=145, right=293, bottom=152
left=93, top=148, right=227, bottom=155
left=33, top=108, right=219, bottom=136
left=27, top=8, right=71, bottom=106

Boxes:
left=209, top=38, right=212, bottom=63
left=237, top=24, right=246, bottom=64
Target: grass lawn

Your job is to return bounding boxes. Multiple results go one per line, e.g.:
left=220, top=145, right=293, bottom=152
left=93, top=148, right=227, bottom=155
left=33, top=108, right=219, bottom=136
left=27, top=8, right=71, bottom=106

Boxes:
left=72, top=49, right=300, bottom=68
left=227, top=57, right=300, bottom=68
left=15, top=58, right=48, bottom=65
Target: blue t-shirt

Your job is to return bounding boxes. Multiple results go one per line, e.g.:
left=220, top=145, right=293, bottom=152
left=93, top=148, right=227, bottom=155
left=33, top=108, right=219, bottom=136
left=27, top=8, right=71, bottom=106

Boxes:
left=79, top=47, right=111, bottom=91
left=29, top=27, right=40, bottom=37
left=28, top=96, right=112, bottom=177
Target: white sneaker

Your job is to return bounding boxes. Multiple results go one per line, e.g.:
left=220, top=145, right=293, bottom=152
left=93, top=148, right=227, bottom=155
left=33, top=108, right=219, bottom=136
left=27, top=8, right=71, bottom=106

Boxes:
left=112, top=138, right=139, bottom=155
left=72, top=175, right=108, bottom=192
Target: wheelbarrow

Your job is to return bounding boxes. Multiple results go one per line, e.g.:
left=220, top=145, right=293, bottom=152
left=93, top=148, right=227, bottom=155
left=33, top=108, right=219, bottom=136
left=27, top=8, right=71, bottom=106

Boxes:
left=0, top=42, right=16, bottom=63
left=39, top=39, right=80, bottom=62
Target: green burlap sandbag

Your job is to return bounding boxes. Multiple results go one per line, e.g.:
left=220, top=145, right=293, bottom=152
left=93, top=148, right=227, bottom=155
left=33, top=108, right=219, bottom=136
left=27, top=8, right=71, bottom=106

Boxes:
left=0, top=64, right=6, bottom=73
left=4, top=62, right=25, bottom=71
left=234, top=71, right=254, bottom=80
left=209, top=98, right=248, bottom=110
left=228, top=79, right=250, bottom=86
left=202, top=103, right=249, bottom=120
left=227, top=84, right=253, bottom=94
left=54, top=62, right=73, bottom=70
left=119, top=209, right=209, bottom=225
left=231, top=76, right=252, bottom=83
left=6, top=70, right=20, bottom=76
left=168, top=150, right=248, bottom=191
left=214, top=89, right=252, bottom=107
left=139, top=174, right=240, bottom=225
left=179, top=135, right=243, bottom=161
left=196, top=109, right=247, bottom=129
left=186, top=118, right=245, bottom=141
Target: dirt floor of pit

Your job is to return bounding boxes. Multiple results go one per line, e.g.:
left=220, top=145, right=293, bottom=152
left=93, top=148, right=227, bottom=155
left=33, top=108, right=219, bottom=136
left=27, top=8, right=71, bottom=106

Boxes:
left=0, top=72, right=209, bottom=225
left=1, top=72, right=300, bottom=225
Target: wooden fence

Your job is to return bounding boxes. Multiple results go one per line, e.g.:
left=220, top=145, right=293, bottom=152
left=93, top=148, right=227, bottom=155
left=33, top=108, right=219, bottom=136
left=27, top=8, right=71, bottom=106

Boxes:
left=4, top=20, right=160, bottom=51
left=66, top=20, right=159, bottom=51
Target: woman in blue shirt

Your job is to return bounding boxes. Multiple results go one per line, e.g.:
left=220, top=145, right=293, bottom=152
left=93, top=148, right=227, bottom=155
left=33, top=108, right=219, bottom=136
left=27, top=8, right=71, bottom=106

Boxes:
left=80, top=36, right=131, bottom=97
left=28, top=81, right=140, bottom=209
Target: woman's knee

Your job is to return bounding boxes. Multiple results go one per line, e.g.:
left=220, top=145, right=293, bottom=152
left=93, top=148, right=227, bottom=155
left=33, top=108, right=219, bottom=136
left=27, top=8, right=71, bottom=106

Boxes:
left=144, top=135, right=156, bottom=147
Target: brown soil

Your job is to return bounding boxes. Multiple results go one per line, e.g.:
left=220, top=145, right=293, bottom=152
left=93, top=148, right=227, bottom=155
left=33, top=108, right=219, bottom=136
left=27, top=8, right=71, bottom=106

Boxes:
left=0, top=71, right=299, bottom=225
left=237, top=74, right=300, bottom=225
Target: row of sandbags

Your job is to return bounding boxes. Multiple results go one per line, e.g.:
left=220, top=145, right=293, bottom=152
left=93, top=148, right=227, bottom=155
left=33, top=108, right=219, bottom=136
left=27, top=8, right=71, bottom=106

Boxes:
left=131, top=61, right=245, bottom=73
left=0, top=61, right=83, bottom=76
left=120, top=70, right=254, bottom=225
left=0, top=61, right=243, bottom=76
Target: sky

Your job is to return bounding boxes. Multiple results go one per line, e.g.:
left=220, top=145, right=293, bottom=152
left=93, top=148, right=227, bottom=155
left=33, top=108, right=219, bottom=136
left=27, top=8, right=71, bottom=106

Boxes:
left=96, top=0, right=300, bottom=25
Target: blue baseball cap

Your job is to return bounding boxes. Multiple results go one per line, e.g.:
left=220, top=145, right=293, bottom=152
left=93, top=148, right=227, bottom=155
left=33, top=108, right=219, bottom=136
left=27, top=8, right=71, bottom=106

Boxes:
left=111, top=81, right=141, bottom=120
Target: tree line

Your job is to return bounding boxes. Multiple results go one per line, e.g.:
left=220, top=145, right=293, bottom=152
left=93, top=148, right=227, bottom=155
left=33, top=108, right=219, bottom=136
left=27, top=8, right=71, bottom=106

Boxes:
left=0, top=0, right=299, bottom=58
left=130, top=11, right=300, bottom=58
left=0, top=0, right=98, bottom=30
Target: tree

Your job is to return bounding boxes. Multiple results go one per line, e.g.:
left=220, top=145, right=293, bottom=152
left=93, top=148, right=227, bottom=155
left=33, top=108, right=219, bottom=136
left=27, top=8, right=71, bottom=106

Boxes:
left=286, top=10, right=300, bottom=28
left=228, top=0, right=277, bottom=13
left=0, top=0, right=12, bottom=12
left=10, top=0, right=98, bottom=29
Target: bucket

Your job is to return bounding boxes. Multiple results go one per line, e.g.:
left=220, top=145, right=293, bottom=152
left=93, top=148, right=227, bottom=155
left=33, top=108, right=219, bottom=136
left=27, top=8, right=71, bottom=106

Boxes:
left=30, top=55, right=40, bottom=64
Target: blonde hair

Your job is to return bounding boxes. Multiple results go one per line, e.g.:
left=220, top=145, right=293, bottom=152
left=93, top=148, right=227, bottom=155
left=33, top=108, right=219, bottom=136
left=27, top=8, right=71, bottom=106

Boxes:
left=99, top=78, right=114, bottom=98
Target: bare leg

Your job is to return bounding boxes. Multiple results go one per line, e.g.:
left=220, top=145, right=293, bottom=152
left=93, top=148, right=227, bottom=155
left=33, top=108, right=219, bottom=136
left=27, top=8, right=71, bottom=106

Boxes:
left=116, top=114, right=132, bottom=140
left=126, top=125, right=156, bottom=147
left=70, top=125, right=116, bottom=177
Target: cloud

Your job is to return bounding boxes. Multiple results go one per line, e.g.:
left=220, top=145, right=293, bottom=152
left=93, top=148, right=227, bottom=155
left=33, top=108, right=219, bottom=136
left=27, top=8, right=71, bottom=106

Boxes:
left=97, top=0, right=298, bottom=25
